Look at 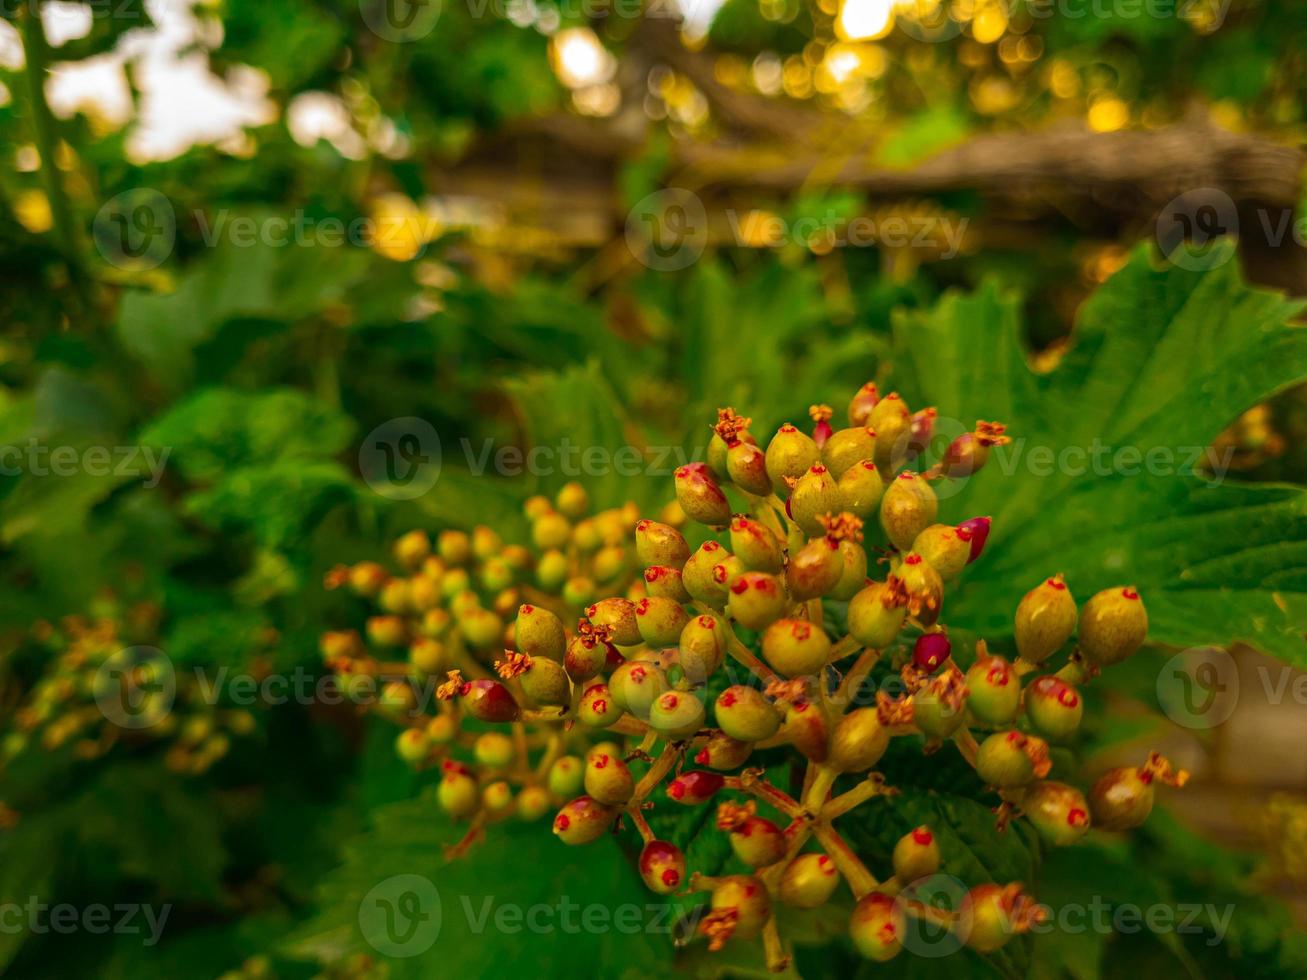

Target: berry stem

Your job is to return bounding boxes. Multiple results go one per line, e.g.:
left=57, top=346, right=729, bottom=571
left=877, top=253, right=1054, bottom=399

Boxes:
left=803, top=764, right=838, bottom=810
left=761, top=917, right=792, bottom=973
left=829, top=635, right=863, bottom=662
left=511, top=721, right=529, bottom=771
left=723, top=770, right=806, bottom=819
left=533, top=729, right=565, bottom=780
left=632, top=744, right=683, bottom=801
left=1054, top=651, right=1097, bottom=686
left=725, top=629, right=782, bottom=686
left=832, top=648, right=879, bottom=711
left=626, top=806, right=656, bottom=844
left=820, top=775, right=892, bottom=821
left=952, top=728, right=980, bottom=768
left=810, top=822, right=879, bottom=898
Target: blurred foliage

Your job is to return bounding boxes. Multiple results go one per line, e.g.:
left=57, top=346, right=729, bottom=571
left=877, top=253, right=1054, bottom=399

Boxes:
left=0, top=0, right=1305, bottom=978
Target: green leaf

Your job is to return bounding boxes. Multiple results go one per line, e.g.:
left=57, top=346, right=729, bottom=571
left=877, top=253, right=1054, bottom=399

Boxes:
left=891, top=245, right=1307, bottom=664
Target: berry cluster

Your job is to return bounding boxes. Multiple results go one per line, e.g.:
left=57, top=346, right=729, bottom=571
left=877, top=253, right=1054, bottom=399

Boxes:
left=0, top=603, right=256, bottom=788
left=323, top=383, right=1187, bottom=969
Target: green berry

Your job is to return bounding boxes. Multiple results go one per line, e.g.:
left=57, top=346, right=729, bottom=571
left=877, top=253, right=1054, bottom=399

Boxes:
left=868, top=393, right=911, bottom=476
left=517, top=785, right=552, bottom=821
left=675, top=463, right=733, bottom=526
left=479, top=557, right=515, bottom=593
left=727, top=572, right=788, bottom=631
left=762, top=619, right=832, bottom=678
left=838, top=459, right=884, bottom=518
left=474, top=731, right=515, bottom=768
left=516, top=655, right=571, bottom=708
left=1015, top=575, right=1077, bottom=665
left=964, top=653, right=1020, bottom=725
left=847, top=580, right=908, bottom=649
left=913, top=676, right=969, bottom=738
left=565, top=632, right=612, bottom=682
left=765, top=423, right=820, bottom=494
left=782, top=698, right=830, bottom=763
left=721, top=807, right=786, bottom=867
left=459, top=607, right=504, bottom=649
left=437, top=530, right=471, bottom=565
left=898, top=554, right=944, bottom=627
left=532, top=512, right=573, bottom=551
left=1024, top=675, right=1083, bottom=741
left=823, top=426, right=877, bottom=479
left=552, top=795, right=616, bottom=844
left=586, top=598, right=641, bottom=646
left=425, top=714, right=457, bottom=744
left=912, top=524, right=971, bottom=582
left=778, top=853, right=840, bottom=908
left=892, top=826, right=940, bottom=883
left=1022, top=780, right=1091, bottom=846
left=592, top=545, right=627, bottom=583
left=976, top=730, right=1049, bottom=788
left=848, top=382, right=879, bottom=426
left=880, top=472, right=938, bottom=551
left=960, top=884, right=1021, bottom=952
left=438, top=761, right=479, bottom=817
left=1089, top=754, right=1186, bottom=830
left=828, top=707, right=890, bottom=772
left=515, top=604, right=565, bottom=661
left=395, top=727, right=430, bottom=765
left=727, top=440, right=773, bottom=496
left=729, top=515, right=785, bottom=572
left=708, top=876, right=771, bottom=942
left=608, top=660, right=668, bottom=720
left=635, top=519, right=690, bottom=568
left=584, top=751, right=634, bottom=805
left=678, top=613, right=727, bottom=684
left=682, top=541, right=730, bottom=608
left=483, top=780, right=515, bottom=818
left=644, top=565, right=691, bottom=602
left=694, top=731, right=754, bottom=770
left=715, top=685, right=782, bottom=741
left=408, top=638, right=446, bottom=674
left=578, top=682, right=622, bottom=728
left=789, top=464, right=841, bottom=536
left=649, top=690, right=707, bottom=738
left=1078, top=587, right=1147, bottom=667
left=547, top=756, right=584, bottom=797
left=635, top=596, right=690, bottom=647
left=555, top=481, right=590, bottom=520
left=831, top=539, right=869, bottom=601
left=786, top=536, right=843, bottom=600
left=562, top=576, right=595, bottom=607
left=366, top=615, right=407, bottom=648
left=849, top=892, right=904, bottom=962
left=639, top=841, right=686, bottom=894
left=536, top=550, right=569, bottom=591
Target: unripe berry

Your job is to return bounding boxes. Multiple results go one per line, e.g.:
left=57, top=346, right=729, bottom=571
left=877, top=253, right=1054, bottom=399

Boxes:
left=409, top=638, right=446, bottom=674
left=547, top=756, right=584, bottom=798
left=1022, top=781, right=1091, bottom=846
left=707, top=876, right=771, bottom=942
left=438, top=530, right=472, bottom=566
left=786, top=536, right=843, bottom=600
left=1078, top=587, right=1148, bottom=667
left=379, top=578, right=413, bottom=614
left=635, top=596, right=690, bottom=647
left=675, top=463, right=732, bottom=526
left=765, top=424, right=820, bottom=494
left=715, top=686, right=782, bottom=741
left=789, top=464, right=841, bottom=536
left=592, top=545, right=626, bottom=583
left=516, top=785, right=552, bottom=822
left=837, top=459, right=884, bottom=518
left=1015, top=576, right=1077, bottom=665
left=1025, top=675, right=1083, bottom=741
left=425, top=714, right=457, bottom=744
left=912, top=524, right=971, bottom=582
left=395, top=727, right=431, bottom=765
left=880, top=472, right=938, bottom=551
left=913, top=675, right=969, bottom=738
left=461, top=679, right=520, bottom=722
left=964, top=653, right=1020, bottom=725
left=823, top=427, right=877, bottom=479
left=408, top=575, right=442, bottom=612
left=832, top=539, right=869, bottom=601
left=678, top=614, right=727, bottom=684
left=573, top=519, right=603, bottom=553
left=532, top=512, right=572, bottom=551
left=727, top=440, right=773, bottom=496
left=913, top=631, right=952, bottom=673
left=553, top=796, right=616, bottom=844
left=898, top=553, right=943, bottom=627
left=482, top=780, right=515, bottom=819
left=639, top=841, right=687, bottom=895
left=959, top=883, right=1038, bottom=953
left=393, top=529, right=431, bottom=569
left=778, top=853, right=840, bottom=908
left=726, top=572, right=788, bottom=631
left=438, top=761, right=479, bottom=818
left=439, top=567, right=470, bottom=599
left=848, top=382, right=879, bottom=426
left=586, top=598, right=641, bottom=646
left=849, top=892, right=904, bottom=962
left=644, top=565, right=691, bottom=602
left=782, top=698, right=830, bottom=762
left=480, top=558, right=515, bottom=593
left=695, top=731, right=754, bottom=770
left=729, top=515, right=785, bottom=573
left=1089, top=754, right=1188, bottom=830
left=510, top=654, right=571, bottom=707
left=848, top=580, right=908, bottom=649
left=366, top=615, right=407, bottom=648
left=474, top=732, right=515, bottom=768
left=555, top=481, right=589, bottom=520
left=515, top=604, right=565, bottom=661
left=561, top=576, right=594, bottom=608
left=976, top=731, right=1050, bottom=788
left=578, top=683, right=622, bottom=728
left=937, top=421, right=1010, bottom=479
left=869, top=393, right=911, bottom=476
left=459, top=607, right=504, bottom=650
left=535, top=550, right=569, bottom=591
left=608, top=660, right=668, bottom=720
left=584, top=752, right=634, bottom=805
left=893, top=826, right=940, bottom=882
left=682, top=541, right=729, bottom=608
left=524, top=495, right=552, bottom=520
left=635, top=519, right=690, bottom=568
left=762, top=619, right=832, bottom=678
left=908, top=408, right=937, bottom=460
left=828, top=707, right=890, bottom=772
left=565, top=631, right=613, bottom=682
left=956, top=516, right=991, bottom=563
left=649, top=690, right=707, bottom=738
left=666, top=770, right=725, bottom=805
left=719, top=803, right=786, bottom=867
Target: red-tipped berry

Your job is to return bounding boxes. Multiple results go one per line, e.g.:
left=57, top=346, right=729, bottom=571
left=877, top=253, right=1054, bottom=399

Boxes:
left=649, top=690, right=707, bottom=738
left=578, top=683, right=622, bottom=728
left=823, top=426, right=877, bottom=480
left=635, top=519, right=691, bottom=568
left=976, top=730, right=1051, bottom=788
left=964, top=651, right=1020, bottom=725
left=837, top=459, right=885, bottom=518
left=829, top=707, right=890, bottom=772
left=695, top=731, right=754, bottom=770
left=1078, top=586, right=1148, bottom=667
left=762, top=619, right=832, bottom=678
left=765, top=424, right=820, bottom=493
left=1022, top=781, right=1091, bottom=846
left=1024, top=675, right=1083, bottom=741
left=849, top=892, right=904, bottom=962
left=893, top=826, right=940, bottom=882
left=584, top=752, right=634, bottom=805
left=718, top=801, right=786, bottom=867
left=666, top=770, right=725, bottom=805
left=1089, top=752, right=1188, bottom=830
left=1015, top=575, right=1077, bottom=665
left=848, top=579, right=909, bottom=649
left=553, top=795, right=616, bottom=844
left=789, top=464, right=841, bottom=536
left=729, top=515, right=785, bottom=573
left=715, top=685, right=782, bottom=741
left=675, top=463, right=732, bottom=526
left=778, top=853, right=841, bottom=908
left=880, top=472, right=938, bottom=552
left=639, top=841, right=687, bottom=895
left=956, top=516, right=991, bottom=563
left=726, top=572, right=788, bottom=631
left=635, top=596, right=689, bottom=647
